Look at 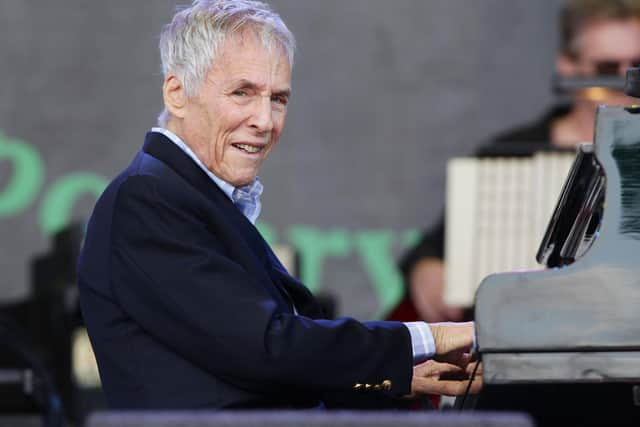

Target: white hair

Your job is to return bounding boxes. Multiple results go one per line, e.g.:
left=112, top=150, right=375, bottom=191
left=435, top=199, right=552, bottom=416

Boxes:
left=157, top=0, right=296, bottom=126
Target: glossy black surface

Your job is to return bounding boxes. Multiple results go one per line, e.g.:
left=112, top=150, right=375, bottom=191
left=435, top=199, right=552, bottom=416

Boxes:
left=536, top=145, right=604, bottom=267
left=473, top=102, right=640, bottom=427
left=624, top=67, right=640, bottom=98
left=612, top=141, right=640, bottom=237
left=475, top=104, right=640, bottom=368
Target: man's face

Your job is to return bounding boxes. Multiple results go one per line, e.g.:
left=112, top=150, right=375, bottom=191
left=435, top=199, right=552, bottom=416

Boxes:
left=560, top=18, right=640, bottom=105
left=179, top=31, right=291, bottom=187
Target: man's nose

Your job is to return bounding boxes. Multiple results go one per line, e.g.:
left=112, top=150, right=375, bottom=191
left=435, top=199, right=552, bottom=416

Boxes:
left=249, top=96, right=274, bottom=133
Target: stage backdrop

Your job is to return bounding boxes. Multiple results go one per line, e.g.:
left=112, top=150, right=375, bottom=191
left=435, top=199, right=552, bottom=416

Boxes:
left=0, top=0, right=562, bottom=319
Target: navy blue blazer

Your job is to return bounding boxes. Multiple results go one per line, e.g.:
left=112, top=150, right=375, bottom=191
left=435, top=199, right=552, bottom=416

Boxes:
left=77, top=132, right=413, bottom=409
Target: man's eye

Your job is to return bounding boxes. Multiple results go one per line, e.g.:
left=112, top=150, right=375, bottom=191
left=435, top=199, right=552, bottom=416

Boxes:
left=232, top=90, right=248, bottom=97
left=272, top=95, right=289, bottom=105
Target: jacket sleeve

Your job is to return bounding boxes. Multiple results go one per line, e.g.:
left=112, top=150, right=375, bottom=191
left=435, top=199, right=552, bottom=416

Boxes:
left=109, top=175, right=413, bottom=396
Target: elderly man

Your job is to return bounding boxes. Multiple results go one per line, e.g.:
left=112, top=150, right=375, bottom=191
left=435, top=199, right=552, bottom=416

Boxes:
left=78, top=0, right=479, bottom=409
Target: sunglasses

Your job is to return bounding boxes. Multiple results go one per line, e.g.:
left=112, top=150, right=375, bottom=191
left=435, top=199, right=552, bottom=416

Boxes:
left=590, top=58, right=640, bottom=76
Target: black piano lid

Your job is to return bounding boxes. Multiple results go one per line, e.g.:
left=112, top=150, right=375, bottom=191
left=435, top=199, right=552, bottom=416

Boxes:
left=536, top=144, right=605, bottom=268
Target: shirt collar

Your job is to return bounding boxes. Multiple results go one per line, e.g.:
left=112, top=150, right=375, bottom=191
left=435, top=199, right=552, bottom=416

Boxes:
left=150, top=127, right=263, bottom=224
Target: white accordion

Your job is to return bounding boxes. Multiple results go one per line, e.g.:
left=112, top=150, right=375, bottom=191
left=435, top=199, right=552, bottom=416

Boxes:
left=443, top=151, right=576, bottom=306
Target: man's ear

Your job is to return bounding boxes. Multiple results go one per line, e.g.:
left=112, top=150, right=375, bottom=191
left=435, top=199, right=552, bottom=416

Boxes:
left=556, top=53, right=579, bottom=78
left=163, top=74, right=187, bottom=119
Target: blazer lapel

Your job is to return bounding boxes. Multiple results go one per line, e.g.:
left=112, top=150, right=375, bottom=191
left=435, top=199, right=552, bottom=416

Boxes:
left=265, top=247, right=324, bottom=318
left=141, top=132, right=317, bottom=315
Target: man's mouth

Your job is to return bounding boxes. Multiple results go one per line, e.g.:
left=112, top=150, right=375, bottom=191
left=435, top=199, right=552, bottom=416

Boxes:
left=232, top=143, right=264, bottom=154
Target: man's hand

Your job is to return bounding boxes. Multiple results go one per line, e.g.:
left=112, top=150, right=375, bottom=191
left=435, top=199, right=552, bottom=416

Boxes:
left=429, top=321, right=475, bottom=363
left=410, top=359, right=482, bottom=396
left=408, top=321, right=482, bottom=396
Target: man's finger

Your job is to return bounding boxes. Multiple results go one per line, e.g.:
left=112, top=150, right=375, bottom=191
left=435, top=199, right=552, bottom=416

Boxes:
left=413, top=359, right=466, bottom=379
left=411, top=359, right=483, bottom=396
left=435, top=351, right=473, bottom=367
left=466, top=361, right=483, bottom=376
left=411, top=376, right=483, bottom=396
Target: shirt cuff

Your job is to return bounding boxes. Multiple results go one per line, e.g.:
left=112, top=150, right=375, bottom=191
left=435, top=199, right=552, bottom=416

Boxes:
left=404, top=321, right=436, bottom=364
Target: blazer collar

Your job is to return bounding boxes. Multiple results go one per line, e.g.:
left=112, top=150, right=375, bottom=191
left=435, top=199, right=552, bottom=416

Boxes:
left=142, top=131, right=232, bottom=206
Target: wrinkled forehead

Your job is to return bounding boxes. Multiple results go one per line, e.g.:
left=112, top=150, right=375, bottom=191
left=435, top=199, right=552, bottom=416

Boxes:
left=200, top=32, right=291, bottom=95
left=211, top=27, right=292, bottom=77
left=224, top=24, right=291, bottom=66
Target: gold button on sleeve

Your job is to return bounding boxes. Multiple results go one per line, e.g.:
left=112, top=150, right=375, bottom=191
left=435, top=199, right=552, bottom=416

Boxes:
left=382, top=380, right=392, bottom=391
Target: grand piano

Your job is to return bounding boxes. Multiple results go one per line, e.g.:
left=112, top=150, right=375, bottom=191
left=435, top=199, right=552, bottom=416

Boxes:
left=472, top=71, right=640, bottom=424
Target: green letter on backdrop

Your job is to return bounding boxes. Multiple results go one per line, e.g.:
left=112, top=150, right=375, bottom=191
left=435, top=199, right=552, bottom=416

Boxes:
left=0, top=132, right=44, bottom=217
left=287, top=226, right=351, bottom=293
left=354, top=230, right=404, bottom=318
left=39, top=172, right=108, bottom=235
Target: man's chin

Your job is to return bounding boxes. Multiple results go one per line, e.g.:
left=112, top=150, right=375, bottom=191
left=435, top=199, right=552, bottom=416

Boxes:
left=228, top=173, right=258, bottom=188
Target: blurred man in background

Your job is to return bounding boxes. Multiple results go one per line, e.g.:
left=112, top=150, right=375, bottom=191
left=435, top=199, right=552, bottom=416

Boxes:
left=390, top=0, right=640, bottom=324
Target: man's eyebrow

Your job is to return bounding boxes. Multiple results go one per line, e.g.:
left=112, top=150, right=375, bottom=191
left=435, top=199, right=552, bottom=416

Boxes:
left=273, top=88, right=291, bottom=97
left=230, top=79, right=291, bottom=96
left=232, top=79, right=260, bottom=89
